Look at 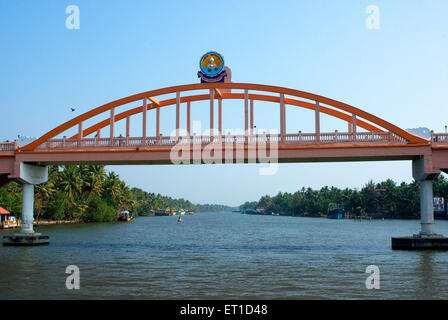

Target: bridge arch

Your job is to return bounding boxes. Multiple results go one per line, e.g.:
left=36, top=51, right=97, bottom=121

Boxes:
left=20, top=82, right=428, bottom=151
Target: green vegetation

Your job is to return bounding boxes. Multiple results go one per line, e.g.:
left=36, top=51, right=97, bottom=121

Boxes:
left=0, top=165, right=225, bottom=222
left=129, top=191, right=231, bottom=215
left=3, top=166, right=446, bottom=222
left=130, top=187, right=195, bottom=216
left=0, top=165, right=134, bottom=222
left=194, top=203, right=232, bottom=212
left=240, top=176, right=448, bottom=219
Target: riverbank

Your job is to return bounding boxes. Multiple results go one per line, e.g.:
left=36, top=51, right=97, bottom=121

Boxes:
left=34, top=219, right=82, bottom=225
left=1, top=219, right=82, bottom=230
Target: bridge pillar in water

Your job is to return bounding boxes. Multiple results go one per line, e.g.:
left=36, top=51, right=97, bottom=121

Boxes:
left=21, top=183, right=35, bottom=233
left=392, top=157, right=448, bottom=249
left=3, top=163, right=50, bottom=246
left=419, top=179, right=435, bottom=235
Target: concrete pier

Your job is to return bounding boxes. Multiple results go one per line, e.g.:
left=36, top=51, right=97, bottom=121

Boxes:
left=3, top=233, right=50, bottom=246
left=21, top=183, right=35, bottom=234
left=392, top=158, right=448, bottom=250
left=2, top=163, right=50, bottom=246
left=392, top=234, right=448, bottom=250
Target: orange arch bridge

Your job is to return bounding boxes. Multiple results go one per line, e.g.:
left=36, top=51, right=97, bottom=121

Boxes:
left=1, top=82, right=448, bottom=246
left=0, top=82, right=447, bottom=174
left=20, top=82, right=430, bottom=151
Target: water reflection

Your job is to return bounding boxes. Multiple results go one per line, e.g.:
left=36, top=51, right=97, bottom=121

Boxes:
left=415, top=251, right=438, bottom=299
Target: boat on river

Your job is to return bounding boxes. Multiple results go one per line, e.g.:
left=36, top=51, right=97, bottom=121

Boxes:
left=327, top=204, right=344, bottom=219
left=118, top=210, right=133, bottom=222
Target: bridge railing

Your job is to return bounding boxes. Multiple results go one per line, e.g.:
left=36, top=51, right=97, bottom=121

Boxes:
left=0, top=142, right=17, bottom=152
left=282, top=131, right=407, bottom=144
left=431, top=133, right=448, bottom=144
left=33, top=131, right=409, bottom=151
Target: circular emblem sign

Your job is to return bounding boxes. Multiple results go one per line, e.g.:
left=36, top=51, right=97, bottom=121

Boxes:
left=199, top=52, right=225, bottom=77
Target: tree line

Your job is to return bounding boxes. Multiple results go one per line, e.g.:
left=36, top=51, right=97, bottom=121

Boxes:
left=0, top=165, right=229, bottom=222
left=239, top=176, right=448, bottom=218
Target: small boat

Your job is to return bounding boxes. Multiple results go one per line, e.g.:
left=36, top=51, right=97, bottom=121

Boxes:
left=178, top=217, right=182, bottom=223
left=118, top=210, right=133, bottom=222
left=327, top=204, right=344, bottom=219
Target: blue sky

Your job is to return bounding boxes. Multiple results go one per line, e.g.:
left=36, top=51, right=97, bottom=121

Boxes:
left=1, top=1, right=447, bottom=206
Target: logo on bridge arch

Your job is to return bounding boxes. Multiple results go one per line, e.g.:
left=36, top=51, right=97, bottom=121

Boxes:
left=198, top=51, right=228, bottom=83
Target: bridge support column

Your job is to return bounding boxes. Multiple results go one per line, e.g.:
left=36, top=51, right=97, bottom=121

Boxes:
left=392, top=157, right=448, bottom=249
left=419, top=179, right=435, bottom=236
left=21, top=183, right=35, bottom=233
left=3, top=163, right=50, bottom=246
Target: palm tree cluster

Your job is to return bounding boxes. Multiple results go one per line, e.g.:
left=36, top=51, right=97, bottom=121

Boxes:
left=130, top=187, right=195, bottom=216
left=130, top=189, right=231, bottom=214
left=34, top=165, right=135, bottom=222
left=240, top=176, right=448, bottom=218
left=0, top=165, right=134, bottom=222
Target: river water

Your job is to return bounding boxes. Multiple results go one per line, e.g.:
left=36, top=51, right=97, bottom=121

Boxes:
left=1, top=212, right=448, bottom=300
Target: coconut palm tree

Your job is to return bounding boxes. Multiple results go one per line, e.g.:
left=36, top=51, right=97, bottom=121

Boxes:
left=34, top=179, right=56, bottom=220
left=80, top=165, right=106, bottom=200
